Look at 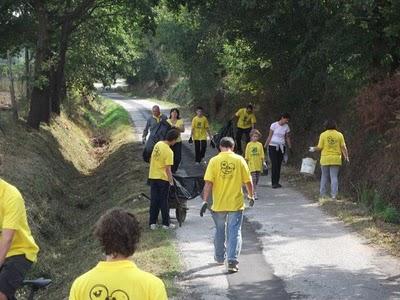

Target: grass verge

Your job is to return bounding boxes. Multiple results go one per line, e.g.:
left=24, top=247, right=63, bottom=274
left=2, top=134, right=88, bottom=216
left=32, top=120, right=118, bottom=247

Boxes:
left=0, top=95, right=182, bottom=299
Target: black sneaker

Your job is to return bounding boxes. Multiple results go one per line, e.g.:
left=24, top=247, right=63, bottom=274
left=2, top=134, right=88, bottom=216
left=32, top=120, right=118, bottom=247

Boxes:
left=277, top=183, right=282, bottom=188
left=272, top=184, right=279, bottom=189
left=227, top=262, right=239, bottom=273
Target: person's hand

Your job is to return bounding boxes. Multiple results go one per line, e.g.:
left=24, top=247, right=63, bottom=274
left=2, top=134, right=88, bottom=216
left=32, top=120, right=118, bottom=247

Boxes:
left=309, top=146, right=317, bottom=152
left=345, top=156, right=350, bottom=163
left=200, top=202, right=208, bottom=217
left=247, top=195, right=255, bottom=207
left=188, top=137, right=193, bottom=144
left=142, top=137, right=146, bottom=145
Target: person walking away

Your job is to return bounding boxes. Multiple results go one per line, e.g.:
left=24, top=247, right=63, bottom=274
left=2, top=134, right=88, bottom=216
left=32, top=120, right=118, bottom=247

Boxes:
left=245, top=129, right=265, bottom=200
left=264, top=113, right=292, bottom=188
left=167, top=108, right=185, bottom=173
left=69, top=208, right=167, bottom=300
left=148, top=129, right=179, bottom=230
left=200, top=137, right=254, bottom=273
left=0, top=155, right=39, bottom=300
left=309, top=120, right=349, bottom=200
left=190, top=106, right=213, bottom=164
left=142, top=105, right=167, bottom=144
left=234, top=104, right=256, bottom=155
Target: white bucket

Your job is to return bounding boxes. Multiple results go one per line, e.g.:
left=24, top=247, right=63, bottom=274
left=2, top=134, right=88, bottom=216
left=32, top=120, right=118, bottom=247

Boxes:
left=300, top=157, right=317, bottom=175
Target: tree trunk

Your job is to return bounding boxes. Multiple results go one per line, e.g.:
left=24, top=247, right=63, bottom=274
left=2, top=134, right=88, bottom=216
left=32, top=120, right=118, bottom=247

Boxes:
left=7, top=51, right=18, bottom=120
left=51, top=20, right=71, bottom=115
left=25, top=47, right=31, bottom=100
left=28, top=2, right=51, bottom=129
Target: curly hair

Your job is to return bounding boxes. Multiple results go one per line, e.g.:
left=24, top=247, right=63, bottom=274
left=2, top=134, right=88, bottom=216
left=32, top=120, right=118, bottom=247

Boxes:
left=94, top=208, right=141, bottom=257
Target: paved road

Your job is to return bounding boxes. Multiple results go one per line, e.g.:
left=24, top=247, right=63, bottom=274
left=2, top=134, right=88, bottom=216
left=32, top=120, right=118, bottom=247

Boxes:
left=106, top=92, right=400, bottom=300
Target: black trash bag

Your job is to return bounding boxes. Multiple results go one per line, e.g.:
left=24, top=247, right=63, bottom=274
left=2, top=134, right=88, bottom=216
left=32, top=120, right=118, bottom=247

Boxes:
left=213, top=120, right=235, bottom=149
left=142, top=120, right=172, bottom=163
left=173, top=175, right=205, bottom=200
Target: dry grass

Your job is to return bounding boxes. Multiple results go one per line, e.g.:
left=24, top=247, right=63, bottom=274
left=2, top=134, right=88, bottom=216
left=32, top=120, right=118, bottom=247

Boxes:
left=283, top=166, right=400, bottom=257
left=0, top=96, right=182, bottom=299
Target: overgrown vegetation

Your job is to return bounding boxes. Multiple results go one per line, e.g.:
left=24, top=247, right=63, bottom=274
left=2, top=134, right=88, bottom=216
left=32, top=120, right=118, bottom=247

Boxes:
left=0, top=97, right=181, bottom=299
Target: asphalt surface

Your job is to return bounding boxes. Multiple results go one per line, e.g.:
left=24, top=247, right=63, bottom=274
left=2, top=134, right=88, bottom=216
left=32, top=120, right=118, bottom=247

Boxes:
left=106, top=92, right=400, bottom=300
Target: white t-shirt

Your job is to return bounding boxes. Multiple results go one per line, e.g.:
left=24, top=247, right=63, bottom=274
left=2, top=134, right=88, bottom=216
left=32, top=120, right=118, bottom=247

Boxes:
left=269, top=122, right=290, bottom=145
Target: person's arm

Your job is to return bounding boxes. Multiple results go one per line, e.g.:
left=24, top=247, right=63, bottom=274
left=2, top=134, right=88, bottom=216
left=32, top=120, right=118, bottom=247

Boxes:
left=251, top=115, right=256, bottom=129
left=286, top=132, right=292, bottom=150
left=264, top=129, right=273, bottom=148
left=341, top=145, right=349, bottom=162
left=179, top=120, right=185, bottom=133
left=0, top=229, right=15, bottom=266
left=202, top=181, right=213, bottom=203
left=166, top=165, right=173, bottom=185
left=143, top=118, right=151, bottom=139
left=245, top=181, right=254, bottom=199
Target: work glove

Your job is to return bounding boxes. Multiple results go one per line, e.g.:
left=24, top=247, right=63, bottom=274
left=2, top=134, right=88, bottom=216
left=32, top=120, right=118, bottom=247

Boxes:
left=247, top=196, right=255, bottom=207
left=210, top=139, right=216, bottom=148
left=188, top=137, right=193, bottom=144
left=142, top=137, right=146, bottom=145
left=200, top=202, right=208, bottom=217
left=263, top=162, right=269, bottom=176
left=309, top=146, right=317, bottom=152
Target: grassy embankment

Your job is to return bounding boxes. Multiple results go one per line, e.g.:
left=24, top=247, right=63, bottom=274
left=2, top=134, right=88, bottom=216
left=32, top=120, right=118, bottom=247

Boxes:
left=0, top=96, right=181, bottom=299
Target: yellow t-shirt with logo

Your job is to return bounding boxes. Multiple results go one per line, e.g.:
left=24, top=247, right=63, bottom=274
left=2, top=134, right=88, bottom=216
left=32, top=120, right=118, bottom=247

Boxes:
left=0, top=179, right=39, bottom=262
left=204, top=151, right=251, bottom=211
left=167, top=119, right=184, bottom=143
left=235, top=108, right=256, bottom=129
left=191, top=116, right=209, bottom=141
left=245, top=141, right=265, bottom=172
left=69, top=260, right=168, bottom=300
left=317, top=130, right=346, bottom=166
left=149, top=141, right=173, bottom=181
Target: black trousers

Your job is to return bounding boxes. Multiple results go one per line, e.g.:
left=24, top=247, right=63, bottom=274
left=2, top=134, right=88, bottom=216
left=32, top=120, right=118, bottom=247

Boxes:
left=171, top=142, right=182, bottom=173
left=0, top=255, right=32, bottom=300
left=235, top=127, right=251, bottom=154
left=149, top=179, right=170, bottom=226
left=194, top=140, right=207, bottom=162
left=268, top=145, right=285, bottom=185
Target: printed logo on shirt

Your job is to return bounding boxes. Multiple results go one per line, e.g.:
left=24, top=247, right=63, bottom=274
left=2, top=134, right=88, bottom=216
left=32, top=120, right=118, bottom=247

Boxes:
left=220, top=161, right=235, bottom=178
left=90, top=284, right=129, bottom=300
left=327, top=136, right=337, bottom=147
left=251, top=147, right=259, bottom=156
left=153, top=145, right=161, bottom=160
left=197, top=122, right=202, bottom=128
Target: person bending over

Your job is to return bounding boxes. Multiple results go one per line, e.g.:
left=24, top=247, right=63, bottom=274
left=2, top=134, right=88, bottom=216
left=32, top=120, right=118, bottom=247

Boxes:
left=69, top=208, right=167, bottom=300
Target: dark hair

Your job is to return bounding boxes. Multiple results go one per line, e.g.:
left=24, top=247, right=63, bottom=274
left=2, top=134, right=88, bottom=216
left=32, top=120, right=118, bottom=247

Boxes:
left=196, top=106, right=203, bottom=111
left=219, top=137, right=235, bottom=148
left=280, top=113, right=290, bottom=120
left=169, top=108, right=180, bottom=119
left=165, top=129, right=180, bottom=141
left=247, top=104, right=254, bottom=110
left=324, top=119, right=337, bottom=130
left=94, top=208, right=141, bottom=257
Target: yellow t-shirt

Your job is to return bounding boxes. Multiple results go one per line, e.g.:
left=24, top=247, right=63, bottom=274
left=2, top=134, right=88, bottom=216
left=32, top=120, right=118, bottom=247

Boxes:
left=317, top=130, right=346, bottom=166
left=149, top=141, right=173, bottom=181
left=167, top=119, right=184, bottom=143
left=0, top=179, right=39, bottom=262
left=245, top=141, right=265, bottom=172
left=69, top=260, right=168, bottom=300
left=191, top=116, right=209, bottom=141
left=235, top=108, right=256, bottom=129
left=204, top=151, right=251, bottom=211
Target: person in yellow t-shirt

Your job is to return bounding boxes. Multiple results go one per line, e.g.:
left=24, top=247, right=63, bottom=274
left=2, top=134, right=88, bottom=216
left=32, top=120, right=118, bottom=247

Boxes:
left=201, top=137, right=254, bottom=273
left=69, top=208, right=168, bottom=300
left=148, top=129, right=179, bottom=230
left=245, top=129, right=265, bottom=200
left=234, top=104, right=256, bottom=155
left=167, top=108, right=185, bottom=173
left=190, top=107, right=213, bottom=164
left=0, top=156, right=39, bottom=300
left=309, top=120, right=349, bottom=200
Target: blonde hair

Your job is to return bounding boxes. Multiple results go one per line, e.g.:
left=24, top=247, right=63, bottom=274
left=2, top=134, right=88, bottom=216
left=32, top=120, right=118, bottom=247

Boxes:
left=250, top=129, right=261, bottom=138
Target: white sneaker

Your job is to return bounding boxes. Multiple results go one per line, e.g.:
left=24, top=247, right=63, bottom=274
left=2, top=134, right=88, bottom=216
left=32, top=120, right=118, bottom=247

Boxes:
left=162, top=224, right=176, bottom=229
left=150, top=224, right=157, bottom=230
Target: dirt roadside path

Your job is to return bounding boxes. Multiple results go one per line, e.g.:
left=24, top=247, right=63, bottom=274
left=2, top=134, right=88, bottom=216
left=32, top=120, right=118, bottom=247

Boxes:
left=106, top=92, right=400, bottom=300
